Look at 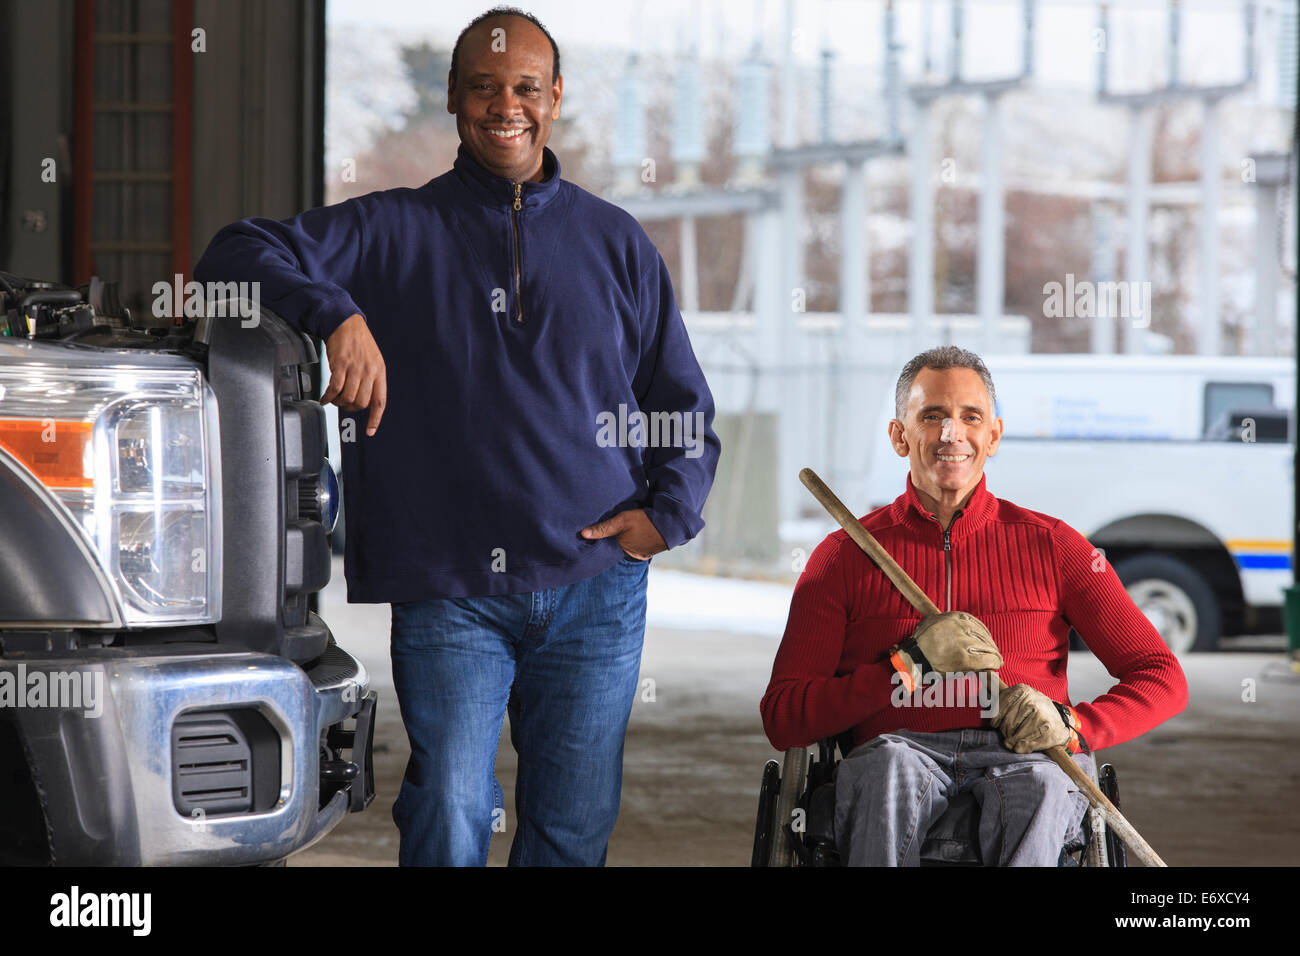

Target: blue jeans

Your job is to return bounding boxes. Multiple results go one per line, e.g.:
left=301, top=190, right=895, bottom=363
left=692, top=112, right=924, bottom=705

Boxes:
left=833, top=729, right=1094, bottom=866
left=388, top=555, right=648, bottom=866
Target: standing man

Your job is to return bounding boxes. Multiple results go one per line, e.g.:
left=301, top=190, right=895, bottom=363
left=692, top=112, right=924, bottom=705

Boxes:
left=761, top=347, right=1186, bottom=866
left=195, top=6, right=719, bottom=866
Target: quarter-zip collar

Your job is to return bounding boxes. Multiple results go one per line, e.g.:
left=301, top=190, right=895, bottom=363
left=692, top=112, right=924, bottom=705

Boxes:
left=452, top=143, right=563, bottom=211
left=893, top=472, right=996, bottom=542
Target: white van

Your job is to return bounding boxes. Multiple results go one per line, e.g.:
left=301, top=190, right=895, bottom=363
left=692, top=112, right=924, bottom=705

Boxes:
left=867, top=355, right=1293, bottom=654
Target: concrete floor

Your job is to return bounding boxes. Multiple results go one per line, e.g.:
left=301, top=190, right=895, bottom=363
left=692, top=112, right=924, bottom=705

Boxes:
left=295, top=570, right=1300, bottom=867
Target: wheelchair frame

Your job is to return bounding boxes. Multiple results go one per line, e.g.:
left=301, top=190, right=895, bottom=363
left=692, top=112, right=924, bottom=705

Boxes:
left=752, top=733, right=1128, bottom=868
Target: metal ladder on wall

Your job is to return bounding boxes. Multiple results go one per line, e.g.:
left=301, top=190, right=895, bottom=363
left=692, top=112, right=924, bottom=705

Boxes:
left=73, top=0, right=192, bottom=320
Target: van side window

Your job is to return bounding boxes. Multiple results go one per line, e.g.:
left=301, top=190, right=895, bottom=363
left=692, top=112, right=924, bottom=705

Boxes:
left=1202, top=382, right=1276, bottom=439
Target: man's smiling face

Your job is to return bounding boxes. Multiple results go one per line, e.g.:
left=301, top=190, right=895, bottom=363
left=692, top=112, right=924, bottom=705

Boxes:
left=447, top=15, right=562, bottom=184
left=889, top=366, right=1003, bottom=512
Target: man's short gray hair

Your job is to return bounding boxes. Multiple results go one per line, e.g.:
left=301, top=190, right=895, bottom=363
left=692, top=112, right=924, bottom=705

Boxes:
left=894, top=346, right=997, bottom=420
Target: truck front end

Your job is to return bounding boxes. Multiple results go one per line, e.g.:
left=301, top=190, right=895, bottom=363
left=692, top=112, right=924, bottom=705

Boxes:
left=0, top=280, right=374, bottom=865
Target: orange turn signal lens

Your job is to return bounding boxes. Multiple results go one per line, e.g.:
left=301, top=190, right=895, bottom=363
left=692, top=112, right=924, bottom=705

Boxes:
left=0, top=418, right=94, bottom=489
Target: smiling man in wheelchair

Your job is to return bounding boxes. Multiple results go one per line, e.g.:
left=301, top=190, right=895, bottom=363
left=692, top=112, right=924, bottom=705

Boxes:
left=759, top=347, right=1188, bottom=867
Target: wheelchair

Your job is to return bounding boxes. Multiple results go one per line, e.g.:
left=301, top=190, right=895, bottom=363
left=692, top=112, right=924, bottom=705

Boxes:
left=752, top=731, right=1128, bottom=867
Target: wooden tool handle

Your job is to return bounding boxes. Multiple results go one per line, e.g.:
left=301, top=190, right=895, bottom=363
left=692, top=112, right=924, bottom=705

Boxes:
left=799, top=468, right=940, bottom=617
left=993, top=677, right=1167, bottom=867
left=799, top=466, right=1168, bottom=867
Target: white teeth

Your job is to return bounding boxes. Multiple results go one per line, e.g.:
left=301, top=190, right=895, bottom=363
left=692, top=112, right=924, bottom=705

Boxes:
left=487, top=128, right=526, bottom=138
left=937, top=455, right=969, bottom=462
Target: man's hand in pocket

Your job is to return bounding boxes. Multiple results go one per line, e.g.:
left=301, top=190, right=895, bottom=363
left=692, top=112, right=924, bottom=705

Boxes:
left=580, top=509, right=667, bottom=560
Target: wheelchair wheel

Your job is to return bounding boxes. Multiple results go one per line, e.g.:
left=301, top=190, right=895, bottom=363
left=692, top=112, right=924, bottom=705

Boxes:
left=1076, top=761, right=1128, bottom=867
left=768, top=747, right=809, bottom=867
left=1100, top=763, right=1127, bottom=868
left=751, top=760, right=782, bottom=867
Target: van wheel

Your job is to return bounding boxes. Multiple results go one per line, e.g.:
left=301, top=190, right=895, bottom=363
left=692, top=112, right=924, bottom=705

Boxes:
left=1112, top=555, right=1221, bottom=654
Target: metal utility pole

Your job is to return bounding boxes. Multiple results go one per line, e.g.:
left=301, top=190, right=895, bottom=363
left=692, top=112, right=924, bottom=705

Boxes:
left=1096, top=0, right=1255, bottom=356
left=906, top=1, right=1030, bottom=354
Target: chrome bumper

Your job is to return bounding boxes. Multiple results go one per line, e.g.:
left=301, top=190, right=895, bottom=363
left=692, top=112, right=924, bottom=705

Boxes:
left=2, top=645, right=371, bottom=866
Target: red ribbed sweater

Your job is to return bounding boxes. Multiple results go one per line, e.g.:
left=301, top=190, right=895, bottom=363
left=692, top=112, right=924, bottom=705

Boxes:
left=761, top=474, right=1188, bottom=753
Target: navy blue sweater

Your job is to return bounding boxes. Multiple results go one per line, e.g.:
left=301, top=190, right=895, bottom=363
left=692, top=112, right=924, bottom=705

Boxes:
left=195, top=145, right=720, bottom=602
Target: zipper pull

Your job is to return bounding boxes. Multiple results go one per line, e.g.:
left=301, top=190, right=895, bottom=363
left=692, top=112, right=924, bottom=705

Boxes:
left=513, top=183, right=522, bottom=211
left=943, top=529, right=951, bottom=552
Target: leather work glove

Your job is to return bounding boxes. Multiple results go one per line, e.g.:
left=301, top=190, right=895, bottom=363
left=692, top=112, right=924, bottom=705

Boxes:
left=992, top=683, right=1088, bottom=754
left=888, top=611, right=1004, bottom=693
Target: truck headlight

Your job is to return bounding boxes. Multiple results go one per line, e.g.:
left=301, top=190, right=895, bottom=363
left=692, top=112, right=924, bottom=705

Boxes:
left=0, top=362, right=221, bottom=625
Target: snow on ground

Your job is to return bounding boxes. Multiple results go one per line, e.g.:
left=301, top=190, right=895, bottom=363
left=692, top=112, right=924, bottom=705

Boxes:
left=320, top=561, right=797, bottom=688
left=320, top=558, right=1282, bottom=659
left=646, top=568, right=793, bottom=638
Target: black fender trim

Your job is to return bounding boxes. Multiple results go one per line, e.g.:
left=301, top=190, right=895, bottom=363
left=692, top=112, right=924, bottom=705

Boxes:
left=0, top=448, right=119, bottom=626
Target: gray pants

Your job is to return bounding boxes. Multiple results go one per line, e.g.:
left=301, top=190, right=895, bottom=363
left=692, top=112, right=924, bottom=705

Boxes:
left=833, top=728, right=1094, bottom=867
